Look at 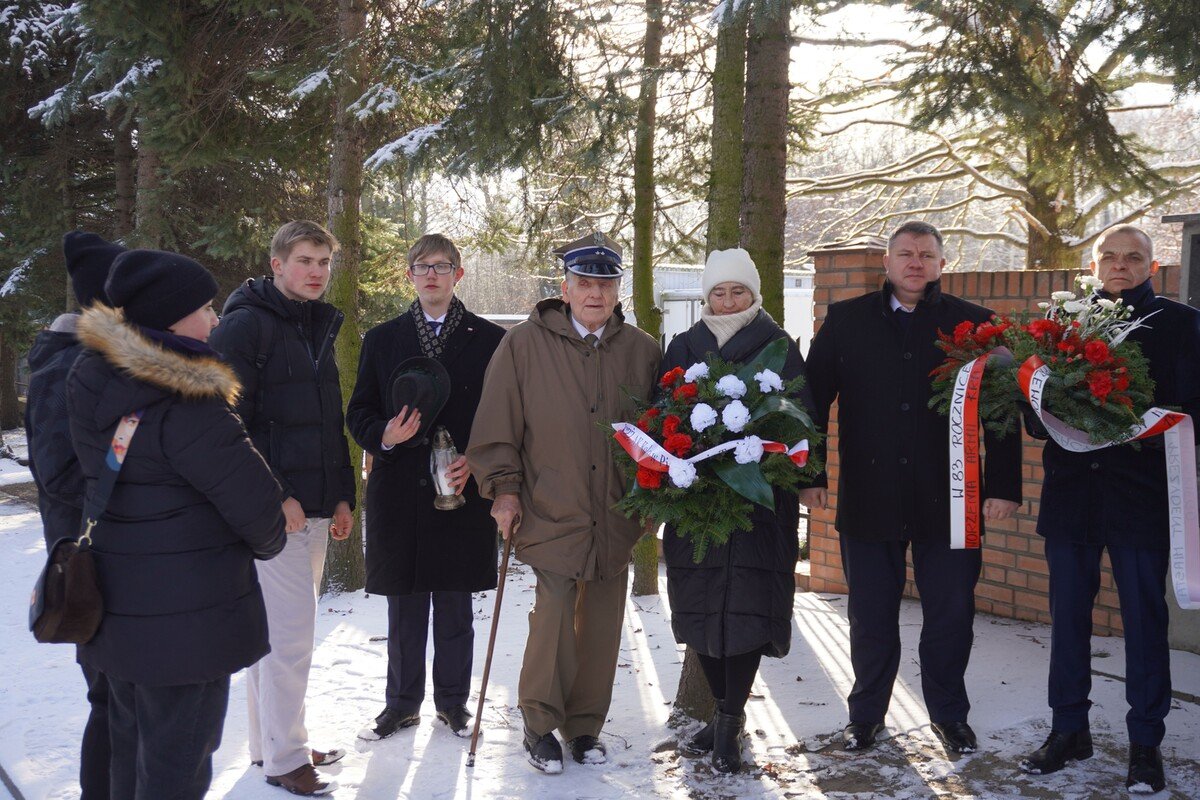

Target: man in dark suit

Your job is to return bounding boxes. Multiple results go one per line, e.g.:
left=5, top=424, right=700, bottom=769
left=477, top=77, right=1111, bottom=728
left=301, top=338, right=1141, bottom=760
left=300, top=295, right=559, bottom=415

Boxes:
left=1019, top=225, right=1200, bottom=794
left=347, top=233, right=505, bottom=742
left=801, top=220, right=1022, bottom=756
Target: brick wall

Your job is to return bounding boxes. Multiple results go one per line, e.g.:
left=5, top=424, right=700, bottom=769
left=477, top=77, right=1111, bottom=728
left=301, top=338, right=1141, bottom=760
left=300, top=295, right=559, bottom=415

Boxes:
left=803, top=238, right=1181, bottom=636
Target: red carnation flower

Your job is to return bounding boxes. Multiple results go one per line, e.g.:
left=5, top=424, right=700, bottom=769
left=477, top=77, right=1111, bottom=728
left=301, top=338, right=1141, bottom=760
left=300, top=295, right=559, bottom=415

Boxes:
left=673, top=383, right=698, bottom=402
left=1088, top=370, right=1114, bottom=403
left=637, top=408, right=661, bottom=432
left=636, top=466, right=663, bottom=490
left=1084, top=339, right=1110, bottom=365
left=952, top=320, right=975, bottom=347
left=1114, top=372, right=1130, bottom=391
left=664, top=433, right=693, bottom=457
left=662, top=414, right=681, bottom=436
left=1025, top=319, right=1063, bottom=340
left=659, top=367, right=685, bottom=389
left=645, top=408, right=661, bottom=418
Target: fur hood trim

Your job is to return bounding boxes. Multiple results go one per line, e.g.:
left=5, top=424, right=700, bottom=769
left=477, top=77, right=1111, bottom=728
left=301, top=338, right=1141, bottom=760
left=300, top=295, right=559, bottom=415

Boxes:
left=77, top=305, right=241, bottom=404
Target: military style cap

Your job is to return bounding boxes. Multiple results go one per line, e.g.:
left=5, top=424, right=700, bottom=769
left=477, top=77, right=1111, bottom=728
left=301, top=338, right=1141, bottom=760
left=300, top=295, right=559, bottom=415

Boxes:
left=553, top=231, right=623, bottom=278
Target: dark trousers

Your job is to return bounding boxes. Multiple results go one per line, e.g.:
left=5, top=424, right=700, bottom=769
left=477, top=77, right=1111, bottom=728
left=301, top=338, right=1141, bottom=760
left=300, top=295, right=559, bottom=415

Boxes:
left=80, top=663, right=110, bottom=800
left=107, top=676, right=230, bottom=800
left=386, top=591, right=474, bottom=713
left=840, top=534, right=982, bottom=724
left=1045, top=537, right=1171, bottom=746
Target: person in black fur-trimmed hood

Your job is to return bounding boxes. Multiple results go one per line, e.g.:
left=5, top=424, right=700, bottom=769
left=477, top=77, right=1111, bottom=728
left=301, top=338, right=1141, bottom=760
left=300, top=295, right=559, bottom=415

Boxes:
left=208, top=220, right=354, bottom=797
left=67, top=248, right=286, bottom=800
left=800, top=220, right=1022, bottom=757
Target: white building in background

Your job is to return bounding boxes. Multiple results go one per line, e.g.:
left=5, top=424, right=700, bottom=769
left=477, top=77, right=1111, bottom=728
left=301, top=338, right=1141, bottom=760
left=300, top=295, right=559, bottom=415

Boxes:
left=621, top=263, right=816, bottom=354
left=482, top=262, right=817, bottom=354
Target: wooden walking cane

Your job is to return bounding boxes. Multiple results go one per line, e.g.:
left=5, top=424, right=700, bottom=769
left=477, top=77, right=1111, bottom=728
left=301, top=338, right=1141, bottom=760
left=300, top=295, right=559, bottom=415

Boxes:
left=467, top=531, right=513, bottom=767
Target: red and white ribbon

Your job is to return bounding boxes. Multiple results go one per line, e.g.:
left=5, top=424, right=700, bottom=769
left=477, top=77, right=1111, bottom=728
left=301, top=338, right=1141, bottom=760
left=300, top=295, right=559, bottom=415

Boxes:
left=612, top=422, right=809, bottom=474
left=1018, top=356, right=1200, bottom=609
left=948, top=355, right=990, bottom=549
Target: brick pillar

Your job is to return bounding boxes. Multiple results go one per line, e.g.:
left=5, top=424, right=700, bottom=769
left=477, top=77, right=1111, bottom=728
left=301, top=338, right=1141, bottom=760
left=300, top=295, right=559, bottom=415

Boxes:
left=805, top=237, right=886, bottom=594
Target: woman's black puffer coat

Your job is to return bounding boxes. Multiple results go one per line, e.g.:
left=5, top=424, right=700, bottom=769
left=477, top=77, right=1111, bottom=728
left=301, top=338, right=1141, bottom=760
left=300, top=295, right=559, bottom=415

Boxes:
left=661, top=311, right=810, bottom=658
left=67, top=305, right=286, bottom=686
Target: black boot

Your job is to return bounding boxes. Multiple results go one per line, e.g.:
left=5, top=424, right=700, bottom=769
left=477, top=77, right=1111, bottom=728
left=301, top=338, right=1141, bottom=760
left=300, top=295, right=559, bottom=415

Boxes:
left=1126, top=744, right=1165, bottom=793
left=1019, top=729, right=1093, bottom=775
left=680, top=700, right=722, bottom=756
left=523, top=725, right=564, bottom=775
left=711, top=711, right=745, bottom=774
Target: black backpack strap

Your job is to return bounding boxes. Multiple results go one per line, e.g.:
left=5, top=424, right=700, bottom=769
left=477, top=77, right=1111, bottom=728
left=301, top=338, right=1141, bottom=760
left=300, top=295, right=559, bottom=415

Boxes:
left=248, top=309, right=277, bottom=420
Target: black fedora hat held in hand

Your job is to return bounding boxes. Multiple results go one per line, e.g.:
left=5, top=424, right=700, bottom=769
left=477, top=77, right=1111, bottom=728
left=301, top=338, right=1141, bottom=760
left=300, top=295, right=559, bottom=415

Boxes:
left=388, top=357, right=451, bottom=446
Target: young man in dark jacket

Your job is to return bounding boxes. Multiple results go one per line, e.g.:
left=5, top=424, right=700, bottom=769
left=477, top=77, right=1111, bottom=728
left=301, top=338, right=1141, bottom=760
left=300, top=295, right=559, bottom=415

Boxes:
left=1019, top=225, right=1200, bottom=794
left=801, top=220, right=1022, bottom=756
left=24, top=231, right=123, bottom=800
left=347, top=233, right=505, bottom=742
left=209, top=220, right=355, bottom=796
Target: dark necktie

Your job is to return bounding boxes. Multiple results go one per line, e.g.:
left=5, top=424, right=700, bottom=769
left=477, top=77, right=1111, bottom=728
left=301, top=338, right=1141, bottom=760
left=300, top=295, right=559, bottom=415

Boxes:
left=430, top=320, right=443, bottom=337
left=584, top=333, right=598, bottom=348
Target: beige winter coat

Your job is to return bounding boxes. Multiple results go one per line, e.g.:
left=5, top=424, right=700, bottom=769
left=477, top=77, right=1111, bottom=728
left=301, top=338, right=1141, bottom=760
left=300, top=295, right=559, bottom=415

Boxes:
left=467, top=299, right=660, bottom=580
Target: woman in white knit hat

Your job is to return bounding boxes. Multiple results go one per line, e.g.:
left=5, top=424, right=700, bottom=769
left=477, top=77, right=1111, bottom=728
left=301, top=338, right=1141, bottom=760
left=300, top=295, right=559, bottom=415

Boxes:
left=659, top=248, right=813, bottom=774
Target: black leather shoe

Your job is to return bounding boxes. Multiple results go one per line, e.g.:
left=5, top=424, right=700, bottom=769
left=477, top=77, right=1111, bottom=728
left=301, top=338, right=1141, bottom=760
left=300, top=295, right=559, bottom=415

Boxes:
left=1019, top=729, right=1093, bottom=774
left=357, top=707, right=420, bottom=741
left=1126, top=744, right=1165, bottom=793
left=523, top=725, right=564, bottom=775
left=436, top=704, right=473, bottom=738
left=680, top=712, right=717, bottom=756
left=931, top=721, right=978, bottom=754
left=842, top=721, right=885, bottom=752
left=712, top=711, right=746, bottom=774
left=567, top=735, right=607, bottom=764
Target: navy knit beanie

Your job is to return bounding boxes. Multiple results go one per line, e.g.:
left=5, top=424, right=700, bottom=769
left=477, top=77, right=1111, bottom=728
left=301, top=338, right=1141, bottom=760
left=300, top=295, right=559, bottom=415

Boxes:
left=62, top=231, right=124, bottom=307
left=105, top=249, right=219, bottom=330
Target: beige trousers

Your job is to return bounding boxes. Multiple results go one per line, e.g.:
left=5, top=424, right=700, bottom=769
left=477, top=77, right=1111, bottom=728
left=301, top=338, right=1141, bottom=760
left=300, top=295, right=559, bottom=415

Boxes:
left=519, top=565, right=629, bottom=741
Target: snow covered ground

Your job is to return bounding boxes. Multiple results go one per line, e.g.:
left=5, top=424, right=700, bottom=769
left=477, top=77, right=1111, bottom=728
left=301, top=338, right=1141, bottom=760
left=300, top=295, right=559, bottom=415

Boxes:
left=1, top=486, right=1198, bottom=799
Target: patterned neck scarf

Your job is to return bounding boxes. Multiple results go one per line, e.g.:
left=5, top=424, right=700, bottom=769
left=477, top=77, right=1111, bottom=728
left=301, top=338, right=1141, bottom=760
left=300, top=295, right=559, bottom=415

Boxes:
left=410, top=296, right=465, bottom=360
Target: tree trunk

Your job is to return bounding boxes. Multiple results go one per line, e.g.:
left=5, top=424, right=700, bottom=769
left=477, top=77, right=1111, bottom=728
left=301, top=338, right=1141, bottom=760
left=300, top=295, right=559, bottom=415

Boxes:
left=0, top=330, right=20, bottom=430
left=630, top=0, right=664, bottom=598
left=740, top=0, right=790, bottom=321
left=674, top=0, right=751, bottom=725
left=671, top=648, right=716, bottom=726
left=113, top=116, right=137, bottom=239
left=133, top=132, right=167, bottom=249
left=322, top=0, right=368, bottom=595
left=706, top=1, right=747, bottom=253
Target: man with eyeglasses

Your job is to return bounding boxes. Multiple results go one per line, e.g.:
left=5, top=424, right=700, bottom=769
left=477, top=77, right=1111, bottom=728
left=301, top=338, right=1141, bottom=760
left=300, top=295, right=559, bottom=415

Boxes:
left=347, top=233, right=506, bottom=742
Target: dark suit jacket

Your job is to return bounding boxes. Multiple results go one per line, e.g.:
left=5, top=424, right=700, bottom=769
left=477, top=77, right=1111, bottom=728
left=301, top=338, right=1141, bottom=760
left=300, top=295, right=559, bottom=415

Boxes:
left=347, top=306, right=505, bottom=595
left=805, top=279, right=1022, bottom=542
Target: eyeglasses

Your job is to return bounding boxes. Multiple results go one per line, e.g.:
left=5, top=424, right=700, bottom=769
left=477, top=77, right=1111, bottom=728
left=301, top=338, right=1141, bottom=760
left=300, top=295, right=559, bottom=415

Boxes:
left=410, top=262, right=456, bottom=276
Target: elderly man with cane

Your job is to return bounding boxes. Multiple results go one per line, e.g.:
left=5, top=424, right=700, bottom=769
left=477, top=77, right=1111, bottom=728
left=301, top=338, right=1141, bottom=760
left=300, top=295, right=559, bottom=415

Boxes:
left=468, top=232, right=660, bottom=774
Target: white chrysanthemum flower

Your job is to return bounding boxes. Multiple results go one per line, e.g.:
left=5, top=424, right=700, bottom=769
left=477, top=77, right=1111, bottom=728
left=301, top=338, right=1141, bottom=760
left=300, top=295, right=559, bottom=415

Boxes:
left=1062, top=300, right=1087, bottom=314
left=1037, top=302, right=1051, bottom=310
left=715, top=375, right=747, bottom=399
left=668, top=459, right=697, bottom=489
left=722, top=400, right=751, bottom=432
left=754, top=369, right=784, bottom=393
left=690, top=403, right=718, bottom=432
left=683, top=362, right=709, bottom=383
left=1078, top=274, right=1103, bottom=290
left=1096, top=298, right=1119, bottom=311
left=733, top=436, right=764, bottom=465
left=1051, top=291, right=1076, bottom=302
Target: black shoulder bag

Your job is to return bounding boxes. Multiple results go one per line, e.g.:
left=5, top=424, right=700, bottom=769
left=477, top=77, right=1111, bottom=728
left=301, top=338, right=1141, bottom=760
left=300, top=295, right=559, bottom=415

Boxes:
left=29, top=410, right=144, bottom=644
